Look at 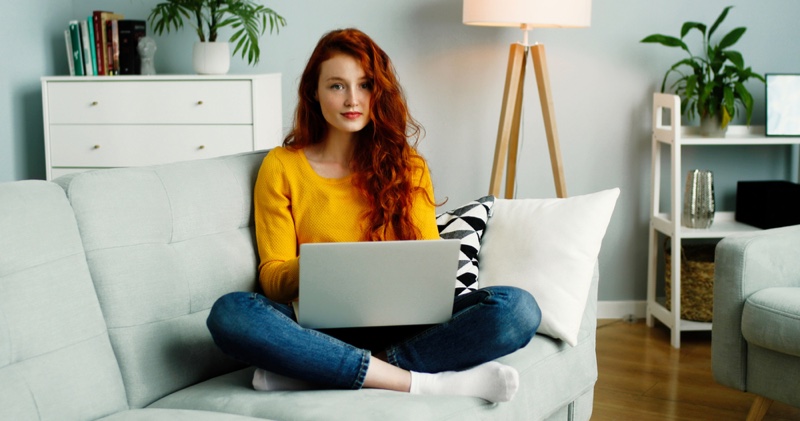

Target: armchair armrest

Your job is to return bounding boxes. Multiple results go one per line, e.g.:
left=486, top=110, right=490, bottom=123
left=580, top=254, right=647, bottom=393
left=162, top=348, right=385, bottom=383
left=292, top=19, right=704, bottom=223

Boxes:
left=712, top=225, right=800, bottom=390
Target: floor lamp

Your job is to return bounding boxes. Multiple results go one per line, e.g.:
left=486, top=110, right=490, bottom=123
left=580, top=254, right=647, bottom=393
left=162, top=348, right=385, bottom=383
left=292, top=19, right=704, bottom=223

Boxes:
left=463, top=0, right=592, bottom=199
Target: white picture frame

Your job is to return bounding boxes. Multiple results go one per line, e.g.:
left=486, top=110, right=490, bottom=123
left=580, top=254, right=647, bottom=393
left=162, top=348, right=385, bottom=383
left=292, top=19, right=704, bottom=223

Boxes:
left=766, top=73, right=800, bottom=136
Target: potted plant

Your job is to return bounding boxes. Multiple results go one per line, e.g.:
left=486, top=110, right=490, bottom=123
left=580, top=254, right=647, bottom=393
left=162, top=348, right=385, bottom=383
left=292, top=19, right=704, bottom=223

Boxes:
left=641, top=6, right=764, bottom=136
left=148, top=0, right=286, bottom=74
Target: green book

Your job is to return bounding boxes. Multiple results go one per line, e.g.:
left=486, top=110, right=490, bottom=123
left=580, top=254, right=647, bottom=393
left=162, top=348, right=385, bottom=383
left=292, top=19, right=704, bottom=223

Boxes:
left=87, top=16, right=98, bottom=75
left=68, top=21, right=84, bottom=76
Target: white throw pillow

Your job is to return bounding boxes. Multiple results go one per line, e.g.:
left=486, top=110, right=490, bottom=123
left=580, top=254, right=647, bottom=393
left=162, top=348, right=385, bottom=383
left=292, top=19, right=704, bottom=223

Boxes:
left=478, top=188, right=620, bottom=346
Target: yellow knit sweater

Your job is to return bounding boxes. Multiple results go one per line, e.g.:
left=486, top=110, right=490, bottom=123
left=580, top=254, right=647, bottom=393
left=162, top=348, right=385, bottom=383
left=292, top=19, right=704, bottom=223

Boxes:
left=253, top=146, right=440, bottom=303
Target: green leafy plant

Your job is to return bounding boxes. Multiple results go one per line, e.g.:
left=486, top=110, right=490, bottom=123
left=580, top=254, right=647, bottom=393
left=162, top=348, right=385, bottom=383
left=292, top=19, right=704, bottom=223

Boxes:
left=148, top=0, right=286, bottom=65
left=641, top=6, right=764, bottom=129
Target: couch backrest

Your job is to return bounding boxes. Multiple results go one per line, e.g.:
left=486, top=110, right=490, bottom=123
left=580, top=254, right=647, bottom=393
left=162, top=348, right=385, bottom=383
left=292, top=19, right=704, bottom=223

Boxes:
left=56, top=151, right=266, bottom=408
left=0, top=180, right=129, bottom=421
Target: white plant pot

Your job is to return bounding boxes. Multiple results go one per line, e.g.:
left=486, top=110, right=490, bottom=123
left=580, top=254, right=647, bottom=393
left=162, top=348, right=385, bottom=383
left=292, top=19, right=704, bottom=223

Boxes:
left=193, top=42, right=230, bottom=75
left=699, top=113, right=728, bottom=138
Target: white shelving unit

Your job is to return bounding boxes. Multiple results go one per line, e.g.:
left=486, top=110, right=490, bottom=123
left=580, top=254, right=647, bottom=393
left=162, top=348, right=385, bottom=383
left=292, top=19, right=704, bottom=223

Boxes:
left=646, top=93, right=800, bottom=348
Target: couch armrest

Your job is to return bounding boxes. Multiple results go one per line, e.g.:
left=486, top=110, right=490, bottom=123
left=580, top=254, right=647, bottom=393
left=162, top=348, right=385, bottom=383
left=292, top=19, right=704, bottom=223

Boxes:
left=712, top=225, right=800, bottom=390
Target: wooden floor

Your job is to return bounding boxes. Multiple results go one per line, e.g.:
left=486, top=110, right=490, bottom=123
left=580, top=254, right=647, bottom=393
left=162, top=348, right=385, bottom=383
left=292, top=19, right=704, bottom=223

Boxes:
left=592, top=319, right=800, bottom=420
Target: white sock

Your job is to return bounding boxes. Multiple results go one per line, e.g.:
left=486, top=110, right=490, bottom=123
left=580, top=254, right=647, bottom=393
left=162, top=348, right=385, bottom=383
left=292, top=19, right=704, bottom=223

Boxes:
left=409, top=361, right=520, bottom=403
left=252, top=368, right=316, bottom=391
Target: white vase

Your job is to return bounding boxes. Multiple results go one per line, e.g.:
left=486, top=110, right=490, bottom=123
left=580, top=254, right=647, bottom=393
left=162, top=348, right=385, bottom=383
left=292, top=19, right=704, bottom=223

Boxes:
left=699, top=113, right=728, bottom=138
left=192, top=42, right=230, bottom=75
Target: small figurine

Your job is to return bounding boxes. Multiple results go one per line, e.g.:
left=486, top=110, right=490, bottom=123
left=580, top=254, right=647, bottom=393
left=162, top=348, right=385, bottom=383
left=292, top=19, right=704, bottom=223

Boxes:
left=138, top=37, right=157, bottom=75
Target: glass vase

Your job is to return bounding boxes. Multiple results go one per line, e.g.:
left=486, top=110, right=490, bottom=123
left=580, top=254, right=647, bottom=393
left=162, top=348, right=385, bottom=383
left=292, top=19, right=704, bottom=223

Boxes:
left=683, top=169, right=715, bottom=229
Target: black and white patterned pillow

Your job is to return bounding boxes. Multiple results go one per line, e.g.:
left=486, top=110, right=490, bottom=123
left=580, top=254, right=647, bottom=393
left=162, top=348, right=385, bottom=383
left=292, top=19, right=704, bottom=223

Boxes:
left=436, top=196, right=495, bottom=296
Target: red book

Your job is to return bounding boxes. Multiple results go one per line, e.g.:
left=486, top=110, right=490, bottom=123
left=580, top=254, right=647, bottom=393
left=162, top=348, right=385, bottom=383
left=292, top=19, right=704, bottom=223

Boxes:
left=102, top=12, right=124, bottom=75
left=110, top=19, right=120, bottom=75
left=92, top=11, right=111, bottom=75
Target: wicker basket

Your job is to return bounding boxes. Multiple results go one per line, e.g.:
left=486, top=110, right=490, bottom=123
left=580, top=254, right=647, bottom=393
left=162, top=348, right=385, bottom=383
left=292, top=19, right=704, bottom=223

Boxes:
left=664, top=243, right=716, bottom=322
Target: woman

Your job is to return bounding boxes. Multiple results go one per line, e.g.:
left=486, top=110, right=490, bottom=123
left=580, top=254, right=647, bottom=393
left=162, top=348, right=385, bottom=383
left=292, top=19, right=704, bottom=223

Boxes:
left=207, top=28, right=541, bottom=403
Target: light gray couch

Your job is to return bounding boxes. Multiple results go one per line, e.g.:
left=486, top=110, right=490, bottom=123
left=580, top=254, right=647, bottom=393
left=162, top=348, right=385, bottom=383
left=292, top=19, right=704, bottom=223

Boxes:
left=712, top=226, right=800, bottom=420
left=0, top=151, right=598, bottom=421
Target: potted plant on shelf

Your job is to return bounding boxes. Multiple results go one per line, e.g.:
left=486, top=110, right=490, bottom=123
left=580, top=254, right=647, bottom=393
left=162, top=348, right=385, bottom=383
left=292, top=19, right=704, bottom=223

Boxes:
left=148, top=0, right=286, bottom=75
left=641, top=6, right=764, bottom=137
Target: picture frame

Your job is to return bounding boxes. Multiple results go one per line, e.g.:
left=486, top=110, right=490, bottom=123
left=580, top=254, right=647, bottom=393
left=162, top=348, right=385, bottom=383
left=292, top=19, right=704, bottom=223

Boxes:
left=766, top=73, right=800, bottom=136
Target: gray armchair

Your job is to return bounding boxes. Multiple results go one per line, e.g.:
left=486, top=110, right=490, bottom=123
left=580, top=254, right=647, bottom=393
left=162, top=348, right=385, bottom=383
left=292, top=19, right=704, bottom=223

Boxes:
left=712, top=225, right=800, bottom=421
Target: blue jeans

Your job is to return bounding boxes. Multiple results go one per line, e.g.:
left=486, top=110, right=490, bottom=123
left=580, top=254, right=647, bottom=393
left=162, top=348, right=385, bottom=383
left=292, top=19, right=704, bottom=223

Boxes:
left=207, top=286, right=540, bottom=390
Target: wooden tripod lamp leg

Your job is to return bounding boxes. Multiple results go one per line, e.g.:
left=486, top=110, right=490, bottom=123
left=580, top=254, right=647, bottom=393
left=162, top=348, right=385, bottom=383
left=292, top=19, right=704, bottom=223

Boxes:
left=530, top=43, right=568, bottom=198
left=489, top=43, right=527, bottom=198
left=504, top=48, right=527, bottom=199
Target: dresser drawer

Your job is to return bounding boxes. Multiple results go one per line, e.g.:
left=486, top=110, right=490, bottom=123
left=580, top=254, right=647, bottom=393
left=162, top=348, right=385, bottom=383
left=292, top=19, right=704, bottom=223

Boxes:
left=48, top=125, right=254, bottom=167
left=45, top=80, right=253, bottom=125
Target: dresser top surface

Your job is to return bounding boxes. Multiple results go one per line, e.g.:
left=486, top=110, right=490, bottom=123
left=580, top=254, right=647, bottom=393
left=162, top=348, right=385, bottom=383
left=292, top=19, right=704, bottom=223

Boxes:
left=41, top=74, right=281, bottom=83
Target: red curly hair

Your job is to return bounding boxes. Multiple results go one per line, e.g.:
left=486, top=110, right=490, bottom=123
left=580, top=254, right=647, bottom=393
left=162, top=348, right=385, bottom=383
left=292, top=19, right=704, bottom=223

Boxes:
left=284, top=28, right=431, bottom=241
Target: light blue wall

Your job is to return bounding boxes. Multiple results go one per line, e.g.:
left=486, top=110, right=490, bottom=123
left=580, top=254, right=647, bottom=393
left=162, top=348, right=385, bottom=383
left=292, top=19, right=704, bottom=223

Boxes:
left=0, top=1, right=71, bottom=181
left=3, top=0, right=800, bottom=302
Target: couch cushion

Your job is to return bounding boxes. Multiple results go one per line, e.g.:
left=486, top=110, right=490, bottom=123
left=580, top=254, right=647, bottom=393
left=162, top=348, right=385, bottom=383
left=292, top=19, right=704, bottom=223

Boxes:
left=150, top=266, right=599, bottom=420
left=742, top=287, right=800, bottom=357
left=57, top=151, right=267, bottom=408
left=150, top=335, right=596, bottom=421
left=0, top=180, right=128, bottom=421
left=98, top=408, right=272, bottom=421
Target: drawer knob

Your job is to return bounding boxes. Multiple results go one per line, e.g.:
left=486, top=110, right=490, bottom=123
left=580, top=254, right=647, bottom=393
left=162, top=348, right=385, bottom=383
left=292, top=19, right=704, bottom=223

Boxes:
left=92, top=144, right=101, bottom=150
left=90, top=101, right=99, bottom=106
left=198, top=145, right=205, bottom=150
left=196, top=100, right=204, bottom=105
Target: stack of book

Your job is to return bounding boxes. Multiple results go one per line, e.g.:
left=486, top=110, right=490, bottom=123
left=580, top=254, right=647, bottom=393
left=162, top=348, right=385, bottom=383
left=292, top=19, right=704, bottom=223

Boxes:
left=65, top=11, right=146, bottom=76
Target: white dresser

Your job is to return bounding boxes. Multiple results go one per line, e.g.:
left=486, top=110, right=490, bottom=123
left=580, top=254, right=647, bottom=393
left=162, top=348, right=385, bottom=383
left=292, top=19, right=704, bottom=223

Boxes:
left=41, top=74, right=282, bottom=180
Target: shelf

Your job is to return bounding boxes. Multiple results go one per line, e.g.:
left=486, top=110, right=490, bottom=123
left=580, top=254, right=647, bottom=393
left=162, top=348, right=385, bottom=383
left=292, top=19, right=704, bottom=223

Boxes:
left=646, top=93, right=800, bottom=348
left=651, top=212, right=762, bottom=239
left=656, top=125, right=800, bottom=146
left=649, top=300, right=712, bottom=331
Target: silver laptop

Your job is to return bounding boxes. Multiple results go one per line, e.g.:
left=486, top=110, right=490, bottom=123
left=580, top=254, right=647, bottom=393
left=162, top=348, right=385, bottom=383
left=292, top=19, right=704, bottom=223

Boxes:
left=295, top=239, right=461, bottom=329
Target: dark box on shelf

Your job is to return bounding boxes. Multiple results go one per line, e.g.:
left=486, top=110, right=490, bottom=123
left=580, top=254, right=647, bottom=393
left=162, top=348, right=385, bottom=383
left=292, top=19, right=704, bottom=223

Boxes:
left=735, top=181, right=800, bottom=229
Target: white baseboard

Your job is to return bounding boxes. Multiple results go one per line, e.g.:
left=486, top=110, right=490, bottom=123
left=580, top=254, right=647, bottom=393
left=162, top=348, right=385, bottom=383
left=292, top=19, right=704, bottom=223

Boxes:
left=597, top=300, right=646, bottom=319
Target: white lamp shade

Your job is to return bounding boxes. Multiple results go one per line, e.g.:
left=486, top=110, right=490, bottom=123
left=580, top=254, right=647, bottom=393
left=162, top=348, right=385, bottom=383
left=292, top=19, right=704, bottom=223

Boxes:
left=463, top=0, right=591, bottom=28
